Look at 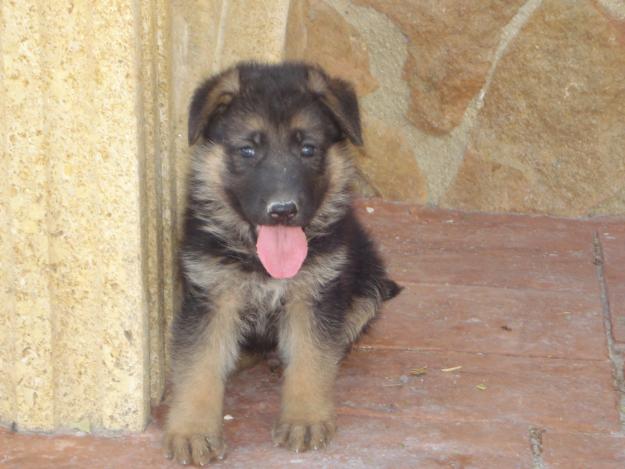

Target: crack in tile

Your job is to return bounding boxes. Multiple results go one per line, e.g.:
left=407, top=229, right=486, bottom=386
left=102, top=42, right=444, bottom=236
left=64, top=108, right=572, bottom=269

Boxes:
left=392, top=279, right=597, bottom=296
left=592, top=232, right=625, bottom=432
left=354, top=344, right=609, bottom=363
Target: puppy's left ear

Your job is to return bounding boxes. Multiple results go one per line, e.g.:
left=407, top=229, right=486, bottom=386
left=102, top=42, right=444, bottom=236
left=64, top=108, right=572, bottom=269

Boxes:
left=308, top=69, right=363, bottom=146
left=188, top=67, right=240, bottom=146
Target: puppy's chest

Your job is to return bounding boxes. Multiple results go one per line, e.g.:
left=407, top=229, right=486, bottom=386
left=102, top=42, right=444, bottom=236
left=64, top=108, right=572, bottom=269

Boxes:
left=240, top=280, right=287, bottom=335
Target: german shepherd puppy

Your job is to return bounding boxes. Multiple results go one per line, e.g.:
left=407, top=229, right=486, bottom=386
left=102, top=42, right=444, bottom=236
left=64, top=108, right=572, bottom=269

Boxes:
left=165, top=62, right=401, bottom=465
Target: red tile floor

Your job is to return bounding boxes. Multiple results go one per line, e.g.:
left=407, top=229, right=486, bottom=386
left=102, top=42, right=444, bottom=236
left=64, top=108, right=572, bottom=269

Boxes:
left=2, top=200, right=625, bottom=468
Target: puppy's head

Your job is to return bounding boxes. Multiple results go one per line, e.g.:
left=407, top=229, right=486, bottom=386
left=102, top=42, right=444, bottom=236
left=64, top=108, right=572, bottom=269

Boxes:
left=188, top=62, right=361, bottom=278
left=188, top=62, right=361, bottom=228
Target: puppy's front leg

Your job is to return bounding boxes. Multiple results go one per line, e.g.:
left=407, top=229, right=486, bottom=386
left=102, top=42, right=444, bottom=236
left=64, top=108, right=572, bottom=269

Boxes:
left=165, top=293, right=242, bottom=465
left=273, top=297, right=341, bottom=452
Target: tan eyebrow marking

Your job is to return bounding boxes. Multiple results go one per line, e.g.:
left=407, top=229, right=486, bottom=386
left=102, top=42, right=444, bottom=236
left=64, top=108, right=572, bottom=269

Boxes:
left=290, top=111, right=316, bottom=129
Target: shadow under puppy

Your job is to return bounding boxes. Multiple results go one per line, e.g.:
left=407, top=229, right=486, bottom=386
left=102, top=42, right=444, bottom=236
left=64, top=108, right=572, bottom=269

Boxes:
left=165, top=61, right=401, bottom=465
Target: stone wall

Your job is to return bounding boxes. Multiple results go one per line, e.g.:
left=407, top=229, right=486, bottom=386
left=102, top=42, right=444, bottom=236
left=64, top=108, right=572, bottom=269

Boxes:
left=287, top=0, right=625, bottom=216
left=1, top=0, right=624, bottom=434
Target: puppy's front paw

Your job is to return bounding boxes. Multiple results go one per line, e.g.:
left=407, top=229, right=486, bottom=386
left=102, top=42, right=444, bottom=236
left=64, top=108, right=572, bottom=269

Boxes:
left=272, top=419, right=336, bottom=452
left=164, top=431, right=225, bottom=466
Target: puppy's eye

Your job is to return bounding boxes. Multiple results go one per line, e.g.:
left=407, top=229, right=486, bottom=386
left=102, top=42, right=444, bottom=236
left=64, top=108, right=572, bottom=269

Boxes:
left=239, top=146, right=256, bottom=158
left=301, top=144, right=316, bottom=157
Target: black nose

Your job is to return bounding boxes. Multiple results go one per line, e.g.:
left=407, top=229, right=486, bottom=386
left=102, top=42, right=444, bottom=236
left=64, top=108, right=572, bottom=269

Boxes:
left=267, top=201, right=298, bottom=221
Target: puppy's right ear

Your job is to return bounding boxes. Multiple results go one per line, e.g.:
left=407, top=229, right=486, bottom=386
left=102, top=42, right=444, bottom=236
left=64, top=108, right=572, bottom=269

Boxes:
left=188, top=68, right=240, bottom=146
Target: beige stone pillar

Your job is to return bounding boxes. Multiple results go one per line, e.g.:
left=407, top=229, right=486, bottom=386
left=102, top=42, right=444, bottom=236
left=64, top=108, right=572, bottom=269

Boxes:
left=1, top=0, right=290, bottom=433
left=0, top=0, right=156, bottom=432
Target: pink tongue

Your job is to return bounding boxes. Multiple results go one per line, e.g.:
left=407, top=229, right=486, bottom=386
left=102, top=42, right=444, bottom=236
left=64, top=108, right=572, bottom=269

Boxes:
left=256, top=225, right=308, bottom=279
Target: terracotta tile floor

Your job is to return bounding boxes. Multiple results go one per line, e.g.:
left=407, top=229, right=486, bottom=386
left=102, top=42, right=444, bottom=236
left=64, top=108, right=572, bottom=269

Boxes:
left=2, top=200, right=625, bottom=468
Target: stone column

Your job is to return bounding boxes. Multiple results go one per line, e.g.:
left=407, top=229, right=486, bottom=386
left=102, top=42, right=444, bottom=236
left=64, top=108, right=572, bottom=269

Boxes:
left=1, top=0, right=290, bottom=433
left=1, top=0, right=155, bottom=433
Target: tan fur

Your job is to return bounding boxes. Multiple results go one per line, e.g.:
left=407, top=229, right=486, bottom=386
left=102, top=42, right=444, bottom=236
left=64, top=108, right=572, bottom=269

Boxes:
left=290, top=247, right=347, bottom=300
left=189, top=145, right=227, bottom=204
left=181, top=252, right=239, bottom=292
left=307, top=69, right=328, bottom=95
left=290, top=110, right=319, bottom=131
left=235, top=352, right=263, bottom=372
left=273, top=295, right=341, bottom=452
left=165, top=291, right=243, bottom=464
left=240, top=114, right=267, bottom=134
left=344, top=295, right=381, bottom=344
left=308, top=146, right=355, bottom=237
left=190, top=145, right=254, bottom=252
